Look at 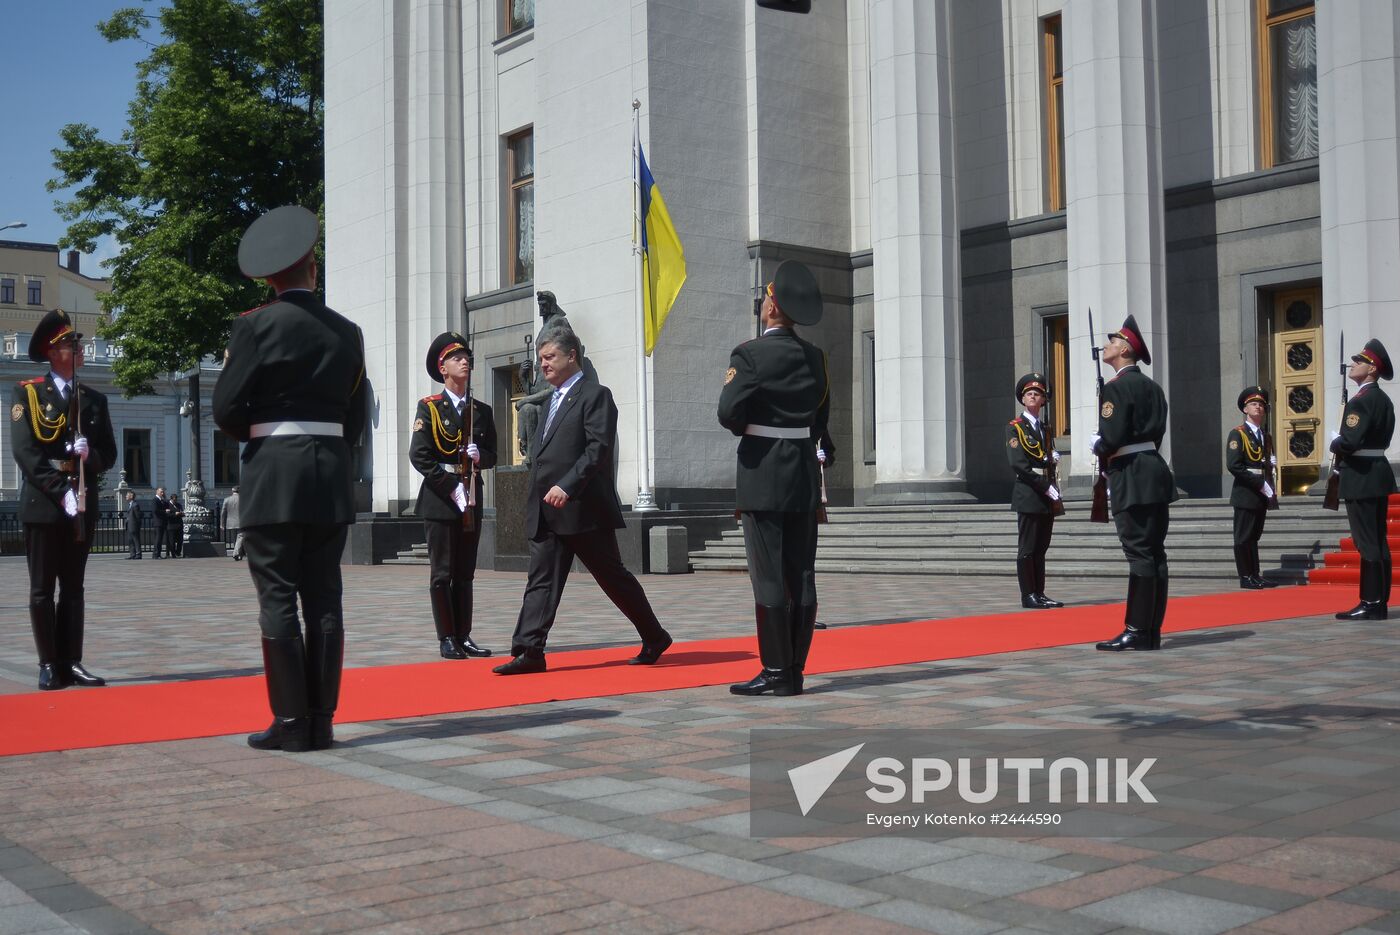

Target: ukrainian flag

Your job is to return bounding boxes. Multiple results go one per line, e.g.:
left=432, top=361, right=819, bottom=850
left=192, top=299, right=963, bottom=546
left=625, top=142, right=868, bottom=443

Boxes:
left=639, top=142, right=686, bottom=356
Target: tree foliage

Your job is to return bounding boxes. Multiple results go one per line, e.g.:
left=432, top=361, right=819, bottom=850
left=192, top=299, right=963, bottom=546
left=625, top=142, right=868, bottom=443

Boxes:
left=49, top=0, right=323, bottom=396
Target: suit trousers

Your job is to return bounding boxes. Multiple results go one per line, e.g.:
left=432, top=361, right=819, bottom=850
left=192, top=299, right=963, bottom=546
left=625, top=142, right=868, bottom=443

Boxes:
left=1016, top=512, right=1053, bottom=562
left=1346, top=497, right=1390, bottom=564
left=741, top=511, right=818, bottom=609
left=127, top=528, right=142, bottom=558
left=153, top=521, right=169, bottom=557
left=1113, top=503, right=1169, bottom=578
left=1232, top=507, right=1266, bottom=577
left=26, top=518, right=97, bottom=663
left=510, top=527, right=665, bottom=658
left=242, top=524, right=349, bottom=643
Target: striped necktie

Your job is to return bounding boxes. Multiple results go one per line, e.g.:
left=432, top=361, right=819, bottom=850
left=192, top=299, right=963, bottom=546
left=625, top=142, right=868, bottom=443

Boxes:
left=543, top=389, right=565, bottom=436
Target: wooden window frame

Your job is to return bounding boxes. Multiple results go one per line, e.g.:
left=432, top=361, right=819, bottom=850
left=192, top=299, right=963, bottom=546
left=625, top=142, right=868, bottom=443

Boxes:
left=500, top=0, right=534, bottom=39
left=1256, top=0, right=1316, bottom=170
left=1043, top=15, right=1065, bottom=213
left=505, top=128, right=534, bottom=286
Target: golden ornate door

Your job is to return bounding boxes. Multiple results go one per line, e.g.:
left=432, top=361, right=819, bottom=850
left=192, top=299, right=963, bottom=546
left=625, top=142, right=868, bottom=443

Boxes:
left=1270, top=288, right=1323, bottom=495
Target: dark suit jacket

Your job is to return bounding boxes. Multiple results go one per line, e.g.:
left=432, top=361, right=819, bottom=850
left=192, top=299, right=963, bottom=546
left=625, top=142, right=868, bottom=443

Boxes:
left=524, top=376, right=625, bottom=539
left=410, top=394, right=498, bottom=522
left=1093, top=365, right=1177, bottom=513
left=152, top=496, right=171, bottom=526
left=10, top=374, right=117, bottom=525
left=1226, top=423, right=1272, bottom=510
left=212, top=290, right=367, bottom=527
left=1006, top=414, right=1055, bottom=514
left=125, top=501, right=143, bottom=531
left=1330, top=382, right=1397, bottom=500
left=716, top=328, right=830, bottom=513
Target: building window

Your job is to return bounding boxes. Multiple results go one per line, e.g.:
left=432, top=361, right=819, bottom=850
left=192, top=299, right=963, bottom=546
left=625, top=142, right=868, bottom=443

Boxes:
left=1043, top=313, right=1070, bottom=437
left=1258, top=0, right=1316, bottom=168
left=123, top=428, right=151, bottom=487
left=26, top=280, right=41, bottom=305
left=213, top=430, right=240, bottom=486
left=501, top=0, right=533, bottom=38
left=1043, top=15, right=1066, bottom=212
left=0, top=278, right=13, bottom=304
left=506, top=128, right=535, bottom=285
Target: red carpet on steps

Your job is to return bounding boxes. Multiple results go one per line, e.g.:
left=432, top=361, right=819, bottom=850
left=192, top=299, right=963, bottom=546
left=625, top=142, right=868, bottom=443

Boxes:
left=0, top=585, right=1361, bottom=757
left=1308, top=492, right=1400, bottom=586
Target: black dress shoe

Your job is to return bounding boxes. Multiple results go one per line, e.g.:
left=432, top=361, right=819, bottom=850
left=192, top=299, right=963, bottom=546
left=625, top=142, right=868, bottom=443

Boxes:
left=37, top=664, right=67, bottom=691
left=729, top=668, right=799, bottom=696
left=1021, top=595, right=1046, bottom=609
left=1240, top=576, right=1265, bottom=590
left=1251, top=576, right=1278, bottom=589
left=247, top=717, right=311, bottom=752
left=439, top=636, right=466, bottom=660
left=492, top=654, right=546, bottom=675
left=813, top=621, right=828, bottom=630
left=66, top=663, right=106, bottom=687
left=630, top=633, right=673, bottom=665
left=1336, top=601, right=1388, bottom=621
left=457, top=637, right=493, bottom=658
left=1095, top=629, right=1157, bottom=651
left=1034, top=593, right=1064, bottom=608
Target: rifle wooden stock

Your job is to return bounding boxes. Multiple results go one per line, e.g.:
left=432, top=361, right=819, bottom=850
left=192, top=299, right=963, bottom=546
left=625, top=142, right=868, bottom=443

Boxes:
left=1322, top=459, right=1341, bottom=511
left=69, top=371, right=86, bottom=543
left=1262, top=430, right=1280, bottom=511
left=817, top=457, right=829, bottom=525
left=1090, top=457, right=1110, bottom=523
left=1043, top=416, right=1067, bottom=517
left=461, top=397, right=477, bottom=531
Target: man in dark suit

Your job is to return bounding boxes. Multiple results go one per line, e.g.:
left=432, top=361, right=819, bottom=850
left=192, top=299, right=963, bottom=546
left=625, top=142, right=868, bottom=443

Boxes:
left=410, top=331, right=496, bottom=659
left=213, top=205, right=367, bottom=751
left=1226, top=386, right=1278, bottom=589
left=124, top=492, right=143, bottom=559
left=718, top=261, right=831, bottom=696
left=1006, top=372, right=1065, bottom=609
left=10, top=307, right=118, bottom=690
left=151, top=487, right=171, bottom=558
left=494, top=328, right=672, bottom=675
left=1331, top=338, right=1395, bottom=620
left=1091, top=315, right=1177, bottom=651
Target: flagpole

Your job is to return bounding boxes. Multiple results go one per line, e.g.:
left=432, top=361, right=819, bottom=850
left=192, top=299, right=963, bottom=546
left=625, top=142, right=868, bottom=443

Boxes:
left=632, top=98, right=657, bottom=511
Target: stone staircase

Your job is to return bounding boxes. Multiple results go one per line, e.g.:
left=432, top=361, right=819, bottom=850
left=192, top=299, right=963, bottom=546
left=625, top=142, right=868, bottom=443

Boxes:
left=688, top=497, right=1352, bottom=581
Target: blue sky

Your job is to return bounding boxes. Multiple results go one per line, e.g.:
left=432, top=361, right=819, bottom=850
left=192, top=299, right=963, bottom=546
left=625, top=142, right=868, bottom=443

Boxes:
left=1, top=2, right=164, bottom=276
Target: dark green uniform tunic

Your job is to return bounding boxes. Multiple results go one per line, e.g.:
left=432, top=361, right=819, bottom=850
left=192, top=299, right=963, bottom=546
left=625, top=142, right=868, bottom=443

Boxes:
left=1093, top=364, right=1176, bottom=578
left=1330, top=381, right=1396, bottom=595
left=1225, top=422, right=1273, bottom=578
left=1005, top=413, right=1057, bottom=596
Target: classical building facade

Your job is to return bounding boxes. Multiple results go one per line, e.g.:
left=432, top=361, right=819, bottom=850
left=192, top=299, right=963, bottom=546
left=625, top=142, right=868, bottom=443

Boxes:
left=0, top=240, right=233, bottom=510
left=325, top=0, right=1399, bottom=514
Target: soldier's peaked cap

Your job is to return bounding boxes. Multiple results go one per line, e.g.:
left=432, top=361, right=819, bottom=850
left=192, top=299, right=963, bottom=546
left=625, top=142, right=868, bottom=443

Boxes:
left=426, top=332, right=471, bottom=383
left=770, top=261, right=823, bottom=326
left=1109, top=314, right=1151, bottom=366
left=1237, top=386, right=1269, bottom=411
left=237, top=205, right=319, bottom=279
left=28, top=308, right=80, bottom=362
left=1353, top=338, right=1393, bottom=381
left=1016, top=372, right=1050, bottom=401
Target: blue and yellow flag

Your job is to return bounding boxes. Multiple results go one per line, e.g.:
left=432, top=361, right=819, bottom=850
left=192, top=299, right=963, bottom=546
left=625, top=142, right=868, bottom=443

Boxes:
left=639, top=143, right=686, bottom=356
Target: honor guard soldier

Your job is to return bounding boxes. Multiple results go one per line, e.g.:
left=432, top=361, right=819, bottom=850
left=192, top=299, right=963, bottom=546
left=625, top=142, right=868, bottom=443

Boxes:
left=213, top=205, right=368, bottom=752
left=1227, top=386, right=1279, bottom=589
left=1330, top=339, right=1395, bottom=620
left=11, top=308, right=117, bottom=690
left=718, top=261, right=832, bottom=696
left=410, top=332, right=497, bottom=659
left=1006, top=373, right=1064, bottom=608
left=1091, top=315, right=1177, bottom=651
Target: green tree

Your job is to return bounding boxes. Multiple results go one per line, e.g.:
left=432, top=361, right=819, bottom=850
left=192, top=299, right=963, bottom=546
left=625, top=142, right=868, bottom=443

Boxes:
left=49, top=0, right=323, bottom=396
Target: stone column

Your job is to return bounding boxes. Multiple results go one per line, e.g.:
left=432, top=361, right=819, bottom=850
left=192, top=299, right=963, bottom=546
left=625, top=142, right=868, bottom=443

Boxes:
left=1064, top=0, right=1168, bottom=479
left=1318, top=0, right=1400, bottom=447
left=868, top=0, right=970, bottom=503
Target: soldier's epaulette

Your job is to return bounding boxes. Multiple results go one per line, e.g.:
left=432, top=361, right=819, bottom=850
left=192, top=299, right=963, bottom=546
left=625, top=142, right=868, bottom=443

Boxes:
left=18, top=376, right=43, bottom=386
left=1008, top=418, right=1019, bottom=426
left=240, top=302, right=273, bottom=317
left=424, top=393, right=443, bottom=403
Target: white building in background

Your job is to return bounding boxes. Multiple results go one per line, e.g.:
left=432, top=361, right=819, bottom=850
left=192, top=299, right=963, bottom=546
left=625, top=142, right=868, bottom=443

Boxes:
left=0, top=240, right=235, bottom=508
left=325, top=0, right=1400, bottom=515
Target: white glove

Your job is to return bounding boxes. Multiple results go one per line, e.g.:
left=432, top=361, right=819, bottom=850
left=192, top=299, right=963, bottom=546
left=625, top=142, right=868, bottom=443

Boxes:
left=68, top=436, right=90, bottom=461
left=1261, top=482, right=1274, bottom=499
left=1088, top=434, right=1102, bottom=458
left=1051, top=450, right=1061, bottom=464
left=451, top=483, right=467, bottom=511
left=62, top=489, right=78, bottom=517
left=465, top=443, right=480, bottom=464
left=1330, top=431, right=1341, bottom=445
left=816, top=448, right=828, bottom=464
left=1270, top=455, right=1278, bottom=467
left=1047, top=485, right=1061, bottom=501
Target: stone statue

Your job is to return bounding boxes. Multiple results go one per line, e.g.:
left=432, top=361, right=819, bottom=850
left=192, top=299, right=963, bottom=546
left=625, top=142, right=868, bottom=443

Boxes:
left=514, top=291, right=597, bottom=462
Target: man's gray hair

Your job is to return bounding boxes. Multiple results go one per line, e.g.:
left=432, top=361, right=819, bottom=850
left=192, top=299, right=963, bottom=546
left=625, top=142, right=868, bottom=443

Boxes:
left=538, top=326, right=581, bottom=362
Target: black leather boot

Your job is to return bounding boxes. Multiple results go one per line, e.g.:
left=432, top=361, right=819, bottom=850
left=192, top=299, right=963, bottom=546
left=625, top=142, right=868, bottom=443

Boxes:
left=731, top=604, right=797, bottom=696
left=430, top=583, right=465, bottom=659
left=1097, top=575, right=1158, bottom=651
left=306, top=627, right=343, bottom=751
left=791, top=604, right=817, bottom=695
left=1033, top=554, right=1063, bottom=607
left=1337, top=561, right=1388, bottom=620
left=30, top=603, right=66, bottom=691
left=248, top=636, right=311, bottom=752
left=57, top=595, right=105, bottom=687
left=452, top=581, right=491, bottom=657
left=1151, top=571, right=1169, bottom=649
left=1017, top=558, right=1040, bottom=609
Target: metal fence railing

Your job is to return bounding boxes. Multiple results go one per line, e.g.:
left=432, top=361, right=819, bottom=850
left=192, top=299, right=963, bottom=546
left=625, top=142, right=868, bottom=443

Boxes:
left=0, top=510, right=224, bottom=556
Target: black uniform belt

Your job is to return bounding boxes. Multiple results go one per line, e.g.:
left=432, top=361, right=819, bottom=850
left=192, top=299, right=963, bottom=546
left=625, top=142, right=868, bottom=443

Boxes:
left=48, top=459, right=76, bottom=474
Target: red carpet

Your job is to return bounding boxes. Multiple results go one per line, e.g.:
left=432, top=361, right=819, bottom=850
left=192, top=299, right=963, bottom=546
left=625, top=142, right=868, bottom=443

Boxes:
left=0, top=585, right=1360, bottom=757
left=1307, top=493, right=1400, bottom=586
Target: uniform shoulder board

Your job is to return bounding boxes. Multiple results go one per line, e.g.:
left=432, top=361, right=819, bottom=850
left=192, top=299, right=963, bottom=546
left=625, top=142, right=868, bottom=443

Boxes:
left=18, top=376, right=43, bottom=386
left=424, top=393, right=443, bottom=403
left=240, top=302, right=273, bottom=317
left=1008, top=418, right=1019, bottom=426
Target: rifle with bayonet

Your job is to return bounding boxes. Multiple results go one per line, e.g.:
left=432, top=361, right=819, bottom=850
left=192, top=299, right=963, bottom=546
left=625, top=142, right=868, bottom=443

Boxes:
left=461, top=339, right=478, bottom=532
left=1087, top=307, right=1110, bottom=523
left=1323, top=330, right=1347, bottom=511
left=68, top=362, right=87, bottom=543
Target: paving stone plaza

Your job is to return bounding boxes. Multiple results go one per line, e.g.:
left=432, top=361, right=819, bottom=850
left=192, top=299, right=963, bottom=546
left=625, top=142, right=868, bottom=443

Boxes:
left=0, top=555, right=1397, bottom=935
